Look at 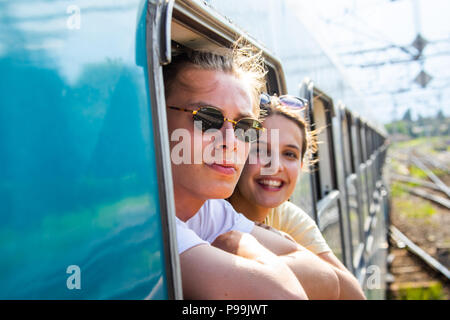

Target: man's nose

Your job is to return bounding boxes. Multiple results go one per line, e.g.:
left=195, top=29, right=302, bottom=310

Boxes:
left=218, top=121, right=238, bottom=151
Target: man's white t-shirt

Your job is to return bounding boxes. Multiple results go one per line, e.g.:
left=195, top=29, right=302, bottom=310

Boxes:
left=176, top=199, right=255, bottom=254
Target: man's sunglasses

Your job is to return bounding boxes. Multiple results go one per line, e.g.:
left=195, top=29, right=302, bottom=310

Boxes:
left=260, top=93, right=307, bottom=111
left=168, top=105, right=264, bottom=143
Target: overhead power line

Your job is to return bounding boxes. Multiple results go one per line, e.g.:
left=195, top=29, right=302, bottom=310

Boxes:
left=337, top=37, right=450, bottom=56
left=344, top=50, right=450, bottom=68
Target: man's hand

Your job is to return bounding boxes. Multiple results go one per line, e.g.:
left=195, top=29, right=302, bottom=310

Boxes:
left=254, top=222, right=297, bottom=243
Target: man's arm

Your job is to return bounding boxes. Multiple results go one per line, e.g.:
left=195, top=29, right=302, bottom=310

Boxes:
left=180, top=231, right=308, bottom=300
left=318, top=252, right=366, bottom=300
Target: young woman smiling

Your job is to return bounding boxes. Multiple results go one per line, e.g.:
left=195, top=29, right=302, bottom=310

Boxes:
left=229, top=95, right=367, bottom=299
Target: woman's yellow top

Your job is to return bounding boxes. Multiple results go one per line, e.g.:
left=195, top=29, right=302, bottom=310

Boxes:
left=265, top=201, right=331, bottom=254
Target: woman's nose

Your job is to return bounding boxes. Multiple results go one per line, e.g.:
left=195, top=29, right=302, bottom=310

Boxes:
left=264, top=154, right=282, bottom=172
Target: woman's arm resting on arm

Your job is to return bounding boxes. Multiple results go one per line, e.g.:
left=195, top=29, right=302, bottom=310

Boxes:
left=180, top=231, right=308, bottom=300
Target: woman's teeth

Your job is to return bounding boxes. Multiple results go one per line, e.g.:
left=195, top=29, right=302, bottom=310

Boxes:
left=259, top=179, right=282, bottom=187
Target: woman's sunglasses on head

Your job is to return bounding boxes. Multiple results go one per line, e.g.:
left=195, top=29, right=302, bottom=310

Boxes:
left=168, top=105, right=264, bottom=143
left=260, top=93, right=307, bottom=111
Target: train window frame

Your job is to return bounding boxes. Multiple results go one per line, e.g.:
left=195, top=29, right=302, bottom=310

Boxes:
left=310, top=88, right=338, bottom=200
left=360, top=121, right=369, bottom=163
left=354, top=117, right=364, bottom=165
left=344, top=109, right=356, bottom=174
left=302, top=80, right=350, bottom=267
left=340, top=107, right=354, bottom=177
left=170, top=0, right=287, bottom=94
left=350, top=115, right=366, bottom=237
left=146, top=0, right=288, bottom=300
left=367, top=126, right=373, bottom=158
left=146, top=0, right=182, bottom=300
left=338, top=106, right=366, bottom=270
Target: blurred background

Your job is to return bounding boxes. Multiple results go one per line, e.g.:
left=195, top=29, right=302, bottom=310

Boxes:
left=208, top=0, right=450, bottom=299
left=306, top=0, right=450, bottom=125
left=297, top=0, right=450, bottom=300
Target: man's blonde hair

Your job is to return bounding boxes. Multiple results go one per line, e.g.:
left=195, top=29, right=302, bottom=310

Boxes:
left=163, top=38, right=267, bottom=116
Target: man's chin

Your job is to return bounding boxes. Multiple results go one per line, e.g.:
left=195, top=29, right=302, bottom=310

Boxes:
left=201, top=184, right=236, bottom=200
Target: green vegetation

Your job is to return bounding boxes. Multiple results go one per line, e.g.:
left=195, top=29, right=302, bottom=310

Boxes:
left=409, top=165, right=428, bottom=179
left=385, top=108, right=449, bottom=139
left=390, top=182, right=406, bottom=197
left=432, top=168, right=447, bottom=178
left=391, top=182, right=436, bottom=219
left=392, top=137, right=430, bottom=149
left=396, top=197, right=436, bottom=219
left=391, top=136, right=450, bottom=154
left=397, top=281, right=446, bottom=300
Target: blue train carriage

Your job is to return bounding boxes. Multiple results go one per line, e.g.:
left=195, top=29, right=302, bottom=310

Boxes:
left=0, top=0, right=390, bottom=299
left=0, top=0, right=177, bottom=299
left=0, top=0, right=288, bottom=300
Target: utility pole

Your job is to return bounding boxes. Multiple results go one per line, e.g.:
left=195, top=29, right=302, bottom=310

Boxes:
left=411, top=0, right=432, bottom=88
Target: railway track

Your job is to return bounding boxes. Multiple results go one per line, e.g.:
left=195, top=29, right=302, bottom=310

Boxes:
left=389, top=152, right=450, bottom=208
left=410, top=155, right=450, bottom=198
left=388, top=226, right=450, bottom=300
left=390, top=226, right=450, bottom=280
left=387, top=147, right=449, bottom=299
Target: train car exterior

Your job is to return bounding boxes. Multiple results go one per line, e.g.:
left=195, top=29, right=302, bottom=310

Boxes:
left=0, top=0, right=389, bottom=299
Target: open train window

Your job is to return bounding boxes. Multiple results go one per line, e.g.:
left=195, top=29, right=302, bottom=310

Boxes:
left=339, top=106, right=364, bottom=268
left=344, top=108, right=356, bottom=174
left=340, top=107, right=355, bottom=176
left=366, top=126, right=373, bottom=158
left=310, top=89, right=337, bottom=200
left=360, top=121, right=369, bottom=163
left=169, top=1, right=286, bottom=95
left=146, top=0, right=288, bottom=299
left=354, top=117, right=364, bottom=166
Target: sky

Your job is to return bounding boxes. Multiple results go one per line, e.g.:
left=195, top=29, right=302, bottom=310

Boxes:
left=296, top=0, right=450, bottom=123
